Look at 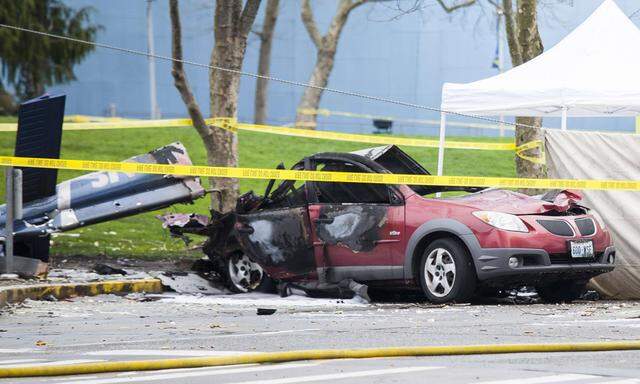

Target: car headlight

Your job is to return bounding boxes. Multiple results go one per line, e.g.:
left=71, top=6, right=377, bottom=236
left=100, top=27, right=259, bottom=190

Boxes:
left=591, top=210, right=606, bottom=230
left=472, top=211, right=529, bottom=232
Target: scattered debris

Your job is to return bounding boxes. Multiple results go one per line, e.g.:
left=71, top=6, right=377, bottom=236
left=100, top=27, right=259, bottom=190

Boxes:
left=93, top=264, right=127, bottom=276
left=124, top=292, right=162, bottom=302
left=581, top=290, right=600, bottom=301
left=155, top=272, right=228, bottom=295
left=278, top=279, right=371, bottom=303
left=256, top=308, right=277, bottom=315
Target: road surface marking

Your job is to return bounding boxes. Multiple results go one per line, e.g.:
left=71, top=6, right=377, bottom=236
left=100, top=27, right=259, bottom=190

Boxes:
left=49, top=376, right=101, bottom=381
left=0, top=359, right=105, bottom=368
left=86, top=350, right=260, bottom=357
left=223, top=366, right=443, bottom=384
left=475, top=373, right=600, bottom=384
left=114, top=364, right=260, bottom=376
left=0, top=348, right=35, bottom=353
left=0, top=358, right=46, bottom=365
left=55, top=328, right=320, bottom=348
left=58, top=363, right=318, bottom=384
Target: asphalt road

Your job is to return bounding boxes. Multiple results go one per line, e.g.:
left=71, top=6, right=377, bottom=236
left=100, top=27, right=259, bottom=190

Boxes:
left=1, top=293, right=640, bottom=383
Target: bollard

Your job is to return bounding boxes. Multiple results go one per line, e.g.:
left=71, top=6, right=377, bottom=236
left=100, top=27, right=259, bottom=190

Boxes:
left=3, top=167, right=14, bottom=274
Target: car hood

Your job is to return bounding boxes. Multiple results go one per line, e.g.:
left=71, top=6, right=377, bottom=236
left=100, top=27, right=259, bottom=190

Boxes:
left=443, top=189, right=584, bottom=215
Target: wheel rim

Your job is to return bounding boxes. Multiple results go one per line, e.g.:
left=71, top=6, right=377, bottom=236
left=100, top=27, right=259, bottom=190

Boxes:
left=228, top=254, right=264, bottom=292
left=424, top=248, right=456, bottom=298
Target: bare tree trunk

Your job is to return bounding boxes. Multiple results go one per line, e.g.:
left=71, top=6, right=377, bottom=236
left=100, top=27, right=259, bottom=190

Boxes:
left=296, top=45, right=339, bottom=129
left=170, top=0, right=209, bottom=139
left=295, top=0, right=366, bottom=129
left=170, top=0, right=261, bottom=212
left=254, top=0, right=279, bottom=125
left=503, top=0, right=545, bottom=185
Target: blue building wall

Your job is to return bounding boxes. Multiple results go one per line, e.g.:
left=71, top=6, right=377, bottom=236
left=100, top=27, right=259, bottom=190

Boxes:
left=51, top=0, right=640, bottom=135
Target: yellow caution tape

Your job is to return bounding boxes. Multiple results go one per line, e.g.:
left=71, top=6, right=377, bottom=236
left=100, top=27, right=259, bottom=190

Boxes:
left=515, top=139, right=546, bottom=165
left=237, top=121, right=515, bottom=151
left=297, top=107, right=514, bottom=131
left=0, top=118, right=199, bottom=132
left=1, top=155, right=639, bottom=191
left=0, top=118, right=515, bottom=151
left=63, top=115, right=138, bottom=123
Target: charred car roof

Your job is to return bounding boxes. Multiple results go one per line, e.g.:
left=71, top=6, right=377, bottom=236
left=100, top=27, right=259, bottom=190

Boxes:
left=307, top=145, right=482, bottom=195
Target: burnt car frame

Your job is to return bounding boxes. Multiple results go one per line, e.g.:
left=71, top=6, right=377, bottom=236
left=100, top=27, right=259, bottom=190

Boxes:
left=162, top=145, right=616, bottom=303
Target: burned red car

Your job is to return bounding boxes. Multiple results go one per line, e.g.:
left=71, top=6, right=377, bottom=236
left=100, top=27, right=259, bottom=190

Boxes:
left=161, top=145, right=615, bottom=303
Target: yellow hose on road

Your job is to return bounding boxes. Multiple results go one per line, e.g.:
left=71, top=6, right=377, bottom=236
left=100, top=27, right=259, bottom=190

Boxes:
left=2, top=341, right=640, bottom=378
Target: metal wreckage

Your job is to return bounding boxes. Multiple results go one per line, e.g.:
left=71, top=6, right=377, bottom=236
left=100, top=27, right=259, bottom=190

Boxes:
left=0, top=95, right=205, bottom=275
left=1, top=94, right=615, bottom=303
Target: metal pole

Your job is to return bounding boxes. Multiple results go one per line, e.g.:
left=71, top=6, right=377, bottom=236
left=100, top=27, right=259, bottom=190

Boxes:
left=561, top=106, right=568, bottom=131
left=147, top=0, right=159, bottom=119
left=497, top=10, right=505, bottom=137
left=3, top=167, right=14, bottom=274
left=13, top=169, right=22, bottom=220
left=436, top=112, right=447, bottom=198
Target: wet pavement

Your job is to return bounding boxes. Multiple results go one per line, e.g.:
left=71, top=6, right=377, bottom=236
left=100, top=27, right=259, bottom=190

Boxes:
left=1, top=293, right=640, bottom=383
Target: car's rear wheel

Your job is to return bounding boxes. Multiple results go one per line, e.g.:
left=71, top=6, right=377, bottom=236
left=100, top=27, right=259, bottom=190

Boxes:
left=536, top=280, right=587, bottom=303
left=225, top=253, right=264, bottom=293
left=419, top=238, right=476, bottom=303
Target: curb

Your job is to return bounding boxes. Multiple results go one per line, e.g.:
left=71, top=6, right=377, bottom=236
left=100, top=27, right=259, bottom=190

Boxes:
left=0, top=278, right=163, bottom=308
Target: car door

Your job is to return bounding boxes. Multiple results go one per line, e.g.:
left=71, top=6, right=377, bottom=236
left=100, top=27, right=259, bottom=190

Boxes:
left=306, top=158, right=405, bottom=283
left=235, top=180, right=316, bottom=280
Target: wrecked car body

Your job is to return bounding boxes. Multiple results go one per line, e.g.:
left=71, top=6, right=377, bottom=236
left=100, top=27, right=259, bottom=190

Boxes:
left=0, top=94, right=204, bottom=275
left=162, top=144, right=616, bottom=303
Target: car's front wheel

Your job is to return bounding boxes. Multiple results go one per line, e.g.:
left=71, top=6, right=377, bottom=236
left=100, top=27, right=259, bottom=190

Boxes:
left=536, top=280, right=587, bottom=303
left=419, top=238, right=476, bottom=303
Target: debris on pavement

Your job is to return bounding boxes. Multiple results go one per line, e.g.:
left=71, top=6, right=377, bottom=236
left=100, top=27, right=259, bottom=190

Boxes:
left=581, top=290, right=601, bottom=301
left=155, top=272, right=228, bottom=295
left=279, top=279, right=371, bottom=303
left=93, top=263, right=128, bottom=276
left=257, top=308, right=277, bottom=315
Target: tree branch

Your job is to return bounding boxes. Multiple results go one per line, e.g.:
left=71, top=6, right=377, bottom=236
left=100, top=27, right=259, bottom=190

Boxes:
left=435, top=0, right=476, bottom=13
left=344, top=0, right=368, bottom=13
left=486, top=0, right=501, bottom=9
left=301, top=0, right=323, bottom=48
left=502, top=0, right=522, bottom=66
left=239, top=0, right=262, bottom=39
left=324, top=0, right=368, bottom=47
left=169, top=0, right=210, bottom=140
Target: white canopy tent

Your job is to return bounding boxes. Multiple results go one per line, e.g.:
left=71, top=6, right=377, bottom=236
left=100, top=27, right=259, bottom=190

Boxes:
left=437, top=0, right=640, bottom=176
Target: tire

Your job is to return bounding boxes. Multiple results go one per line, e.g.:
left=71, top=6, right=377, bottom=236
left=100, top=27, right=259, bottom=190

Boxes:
left=536, top=280, right=587, bottom=303
left=418, top=238, right=476, bottom=304
left=224, top=253, right=265, bottom=293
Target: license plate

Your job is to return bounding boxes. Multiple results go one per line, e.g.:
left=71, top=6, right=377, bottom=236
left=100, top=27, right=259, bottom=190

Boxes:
left=569, top=240, right=594, bottom=258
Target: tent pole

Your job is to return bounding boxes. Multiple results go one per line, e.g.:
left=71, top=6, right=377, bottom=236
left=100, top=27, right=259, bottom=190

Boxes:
left=561, top=106, right=568, bottom=130
left=436, top=112, right=446, bottom=198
